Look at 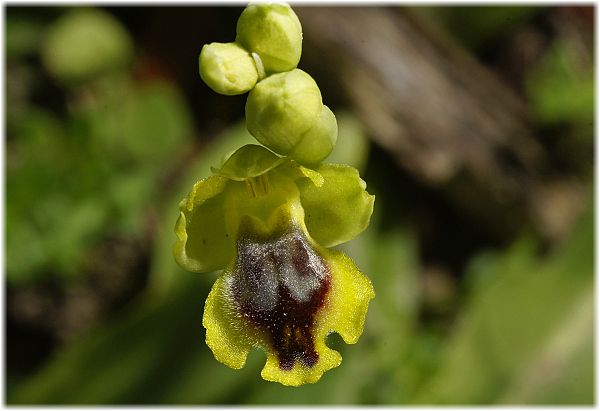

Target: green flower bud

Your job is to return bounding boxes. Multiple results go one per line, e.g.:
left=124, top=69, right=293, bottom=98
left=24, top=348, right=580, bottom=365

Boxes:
left=236, top=3, right=302, bottom=74
left=245, top=69, right=323, bottom=159
left=199, top=42, right=258, bottom=96
left=290, top=105, right=337, bottom=165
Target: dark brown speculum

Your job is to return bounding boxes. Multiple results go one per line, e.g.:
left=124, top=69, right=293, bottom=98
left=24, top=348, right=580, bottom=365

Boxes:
left=231, top=226, right=330, bottom=370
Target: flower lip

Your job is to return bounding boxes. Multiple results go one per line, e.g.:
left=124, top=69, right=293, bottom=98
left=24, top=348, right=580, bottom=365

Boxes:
left=201, top=199, right=375, bottom=386
left=231, top=223, right=331, bottom=370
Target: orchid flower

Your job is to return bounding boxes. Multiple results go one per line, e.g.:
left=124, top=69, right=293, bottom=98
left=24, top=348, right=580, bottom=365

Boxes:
left=175, top=3, right=375, bottom=386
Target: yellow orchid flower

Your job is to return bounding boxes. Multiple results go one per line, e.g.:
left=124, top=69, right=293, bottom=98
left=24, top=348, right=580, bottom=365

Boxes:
left=180, top=2, right=375, bottom=386
left=174, top=144, right=374, bottom=386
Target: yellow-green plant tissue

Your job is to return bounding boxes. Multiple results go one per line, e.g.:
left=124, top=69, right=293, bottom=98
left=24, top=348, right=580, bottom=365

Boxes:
left=199, top=42, right=259, bottom=95
left=236, top=3, right=302, bottom=74
left=245, top=69, right=328, bottom=162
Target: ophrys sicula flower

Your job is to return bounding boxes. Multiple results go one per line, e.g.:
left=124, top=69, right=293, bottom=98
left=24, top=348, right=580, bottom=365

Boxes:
left=175, top=145, right=374, bottom=385
left=178, top=2, right=375, bottom=386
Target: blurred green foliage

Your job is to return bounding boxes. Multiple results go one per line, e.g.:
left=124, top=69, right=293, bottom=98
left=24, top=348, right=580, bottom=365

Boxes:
left=526, top=39, right=594, bottom=127
left=427, top=6, right=540, bottom=51
left=42, top=9, right=134, bottom=84
left=7, top=8, right=193, bottom=283
left=415, top=211, right=593, bottom=404
left=5, top=5, right=594, bottom=405
left=6, top=16, right=44, bottom=58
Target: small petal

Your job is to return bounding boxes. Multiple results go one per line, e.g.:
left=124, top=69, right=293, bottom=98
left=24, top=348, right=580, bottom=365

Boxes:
left=174, top=175, right=234, bottom=272
left=211, top=144, right=284, bottom=181
left=299, top=164, right=375, bottom=247
left=277, top=160, right=325, bottom=188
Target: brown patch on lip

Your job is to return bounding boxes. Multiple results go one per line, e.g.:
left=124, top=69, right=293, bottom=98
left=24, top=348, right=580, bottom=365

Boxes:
left=231, top=227, right=330, bottom=370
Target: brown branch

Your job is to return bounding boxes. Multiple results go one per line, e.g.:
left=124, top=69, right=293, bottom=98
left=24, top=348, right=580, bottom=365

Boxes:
left=297, top=7, right=573, bottom=241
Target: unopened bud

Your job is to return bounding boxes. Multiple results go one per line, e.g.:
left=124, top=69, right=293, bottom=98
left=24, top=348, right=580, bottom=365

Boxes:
left=199, top=42, right=258, bottom=95
left=236, top=3, right=302, bottom=74
left=245, top=69, right=322, bottom=158
left=290, top=105, right=337, bottom=165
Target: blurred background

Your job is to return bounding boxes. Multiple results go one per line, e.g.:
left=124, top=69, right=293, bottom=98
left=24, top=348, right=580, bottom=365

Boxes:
left=5, top=5, right=594, bottom=405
